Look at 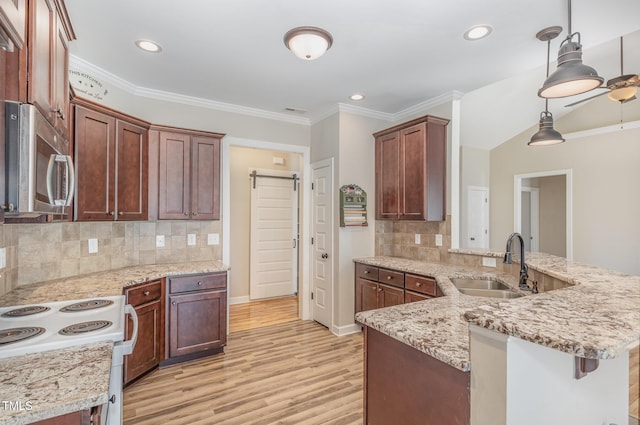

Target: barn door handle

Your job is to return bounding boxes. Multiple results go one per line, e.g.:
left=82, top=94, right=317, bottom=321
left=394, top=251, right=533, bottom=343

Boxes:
left=293, top=239, right=297, bottom=248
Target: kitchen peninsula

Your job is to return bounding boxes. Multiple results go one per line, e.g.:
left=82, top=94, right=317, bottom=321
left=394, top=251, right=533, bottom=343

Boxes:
left=355, top=253, right=640, bottom=425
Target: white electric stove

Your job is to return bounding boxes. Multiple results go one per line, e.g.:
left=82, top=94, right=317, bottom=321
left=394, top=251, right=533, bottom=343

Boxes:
left=0, top=295, right=138, bottom=425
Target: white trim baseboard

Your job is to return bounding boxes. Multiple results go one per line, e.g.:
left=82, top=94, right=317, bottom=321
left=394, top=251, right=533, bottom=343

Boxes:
left=229, top=296, right=250, bottom=305
left=331, top=323, right=362, bottom=337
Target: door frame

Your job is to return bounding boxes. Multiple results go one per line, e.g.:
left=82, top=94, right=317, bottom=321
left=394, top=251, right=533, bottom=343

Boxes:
left=222, top=137, right=312, bottom=324
left=514, top=169, right=572, bottom=260
left=310, top=158, right=334, bottom=330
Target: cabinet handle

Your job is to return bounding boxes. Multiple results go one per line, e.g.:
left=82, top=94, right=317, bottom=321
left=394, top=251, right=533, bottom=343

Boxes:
left=197, top=282, right=202, bottom=286
left=192, top=212, right=197, bottom=216
left=172, top=301, right=176, bottom=305
left=143, top=291, right=150, bottom=296
left=109, top=211, right=114, bottom=216
left=416, top=282, right=422, bottom=287
left=184, top=212, right=189, bottom=216
left=364, top=270, right=369, bottom=274
left=118, top=211, right=124, bottom=216
left=386, top=276, right=392, bottom=280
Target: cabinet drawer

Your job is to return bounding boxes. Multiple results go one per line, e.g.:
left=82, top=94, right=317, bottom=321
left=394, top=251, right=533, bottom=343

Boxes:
left=378, top=269, right=404, bottom=288
left=126, top=280, right=162, bottom=306
left=169, top=273, right=226, bottom=294
left=405, top=274, right=437, bottom=296
left=357, top=263, right=379, bottom=281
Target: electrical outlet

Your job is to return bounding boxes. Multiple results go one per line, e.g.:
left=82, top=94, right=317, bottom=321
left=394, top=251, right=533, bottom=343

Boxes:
left=187, top=234, right=197, bottom=246
left=207, top=233, right=219, bottom=245
left=414, top=234, right=421, bottom=244
left=0, top=248, right=6, bottom=269
left=435, top=234, right=443, bottom=247
left=482, top=257, right=497, bottom=268
left=88, top=238, right=98, bottom=254
left=156, top=235, right=165, bottom=248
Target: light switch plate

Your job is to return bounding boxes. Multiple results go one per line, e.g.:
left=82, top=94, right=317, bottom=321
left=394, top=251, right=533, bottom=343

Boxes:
left=156, top=235, right=165, bottom=248
left=0, top=248, right=6, bottom=269
left=414, top=234, right=421, bottom=244
left=435, top=234, right=443, bottom=247
left=187, top=234, right=197, bottom=246
left=482, top=257, right=497, bottom=268
left=208, top=233, right=219, bottom=245
left=88, top=238, right=98, bottom=254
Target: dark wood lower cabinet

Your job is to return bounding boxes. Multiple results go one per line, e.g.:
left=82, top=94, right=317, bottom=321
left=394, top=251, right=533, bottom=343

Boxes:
left=364, top=326, right=470, bottom=425
left=165, top=272, right=227, bottom=363
left=124, top=280, right=164, bottom=385
left=32, top=406, right=100, bottom=425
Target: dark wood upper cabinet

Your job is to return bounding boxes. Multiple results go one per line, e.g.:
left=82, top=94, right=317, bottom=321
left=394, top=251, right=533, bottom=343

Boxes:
left=374, top=115, right=449, bottom=221
left=27, top=0, right=74, bottom=139
left=74, top=99, right=149, bottom=221
left=153, top=126, right=223, bottom=220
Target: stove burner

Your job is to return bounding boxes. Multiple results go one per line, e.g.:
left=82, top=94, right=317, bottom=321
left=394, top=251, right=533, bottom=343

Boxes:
left=59, top=320, right=112, bottom=335
left=60, top=299, right=114, bottom=312
left=1, top=306, right=51, bottom=318
left=0, top=327, right=46, bottom=345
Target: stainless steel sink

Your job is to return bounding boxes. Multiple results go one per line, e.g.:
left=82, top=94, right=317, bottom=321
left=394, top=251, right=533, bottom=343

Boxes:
left=451, top=278, right=510, bottom=291
left=450, top=278, right=523, bottom=299
left=456, top=287, right=523, bottom=299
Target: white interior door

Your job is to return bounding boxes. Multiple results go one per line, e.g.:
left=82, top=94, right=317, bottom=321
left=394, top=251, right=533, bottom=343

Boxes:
left=249, top=169, right=299, bottom=300
left=311, top=159, right=333, bottom=329
left=467, top=186, right=489, bottom=249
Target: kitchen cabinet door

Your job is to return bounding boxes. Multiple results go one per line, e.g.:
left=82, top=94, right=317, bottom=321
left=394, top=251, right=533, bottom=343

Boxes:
left=405, top=291, right=431, bottom=303
left=190, top=136, right=220, bottom=220
left=158, top=131, right=191, bottom=219
left=74, top=106, right=116, bottom=221
left=116, top=120, right=148, bottom=221
left=379, top=283, right=404, bottom=308
left=399, top=122, right=427, bottom=220
left=124, top=299, right=162, bottom=384
left=375, top=132, right=399, bottom=220
left=355, top=277, right=379, bottom=313
left=27, top=0, right=73, bottom=135
left=168, top=289, right=227, bottom=358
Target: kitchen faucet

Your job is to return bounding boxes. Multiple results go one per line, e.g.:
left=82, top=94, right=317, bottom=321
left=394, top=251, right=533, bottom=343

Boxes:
left=503, top=232, right=537, bottom=292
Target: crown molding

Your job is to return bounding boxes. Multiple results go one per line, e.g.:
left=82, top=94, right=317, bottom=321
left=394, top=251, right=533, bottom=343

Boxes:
left=70, top=55, right=465, bottom=128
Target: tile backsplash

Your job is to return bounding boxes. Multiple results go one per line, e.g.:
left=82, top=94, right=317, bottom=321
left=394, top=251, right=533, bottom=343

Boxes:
left=375, top=216, right=452, bottom=262
left=0, top=220, right=222, bottom=295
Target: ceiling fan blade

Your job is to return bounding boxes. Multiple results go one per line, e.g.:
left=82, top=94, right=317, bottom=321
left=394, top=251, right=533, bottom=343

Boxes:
left=564, top=90, right=609, bottom=107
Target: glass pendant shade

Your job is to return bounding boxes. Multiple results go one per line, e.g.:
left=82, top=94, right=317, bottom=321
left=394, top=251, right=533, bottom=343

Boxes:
left=607, top=86, right=638, bottom=102
left=529, top=112, right=565, bottom=146
left=538, top=38, right=603, bottom=98
left=284, top=27, right=333, bottom=60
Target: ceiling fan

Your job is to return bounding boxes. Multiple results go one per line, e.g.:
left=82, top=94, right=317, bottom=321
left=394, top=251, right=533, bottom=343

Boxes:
left=566, top=36, right=639, bottom=107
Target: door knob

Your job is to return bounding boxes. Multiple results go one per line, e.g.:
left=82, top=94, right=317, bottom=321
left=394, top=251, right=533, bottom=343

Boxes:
left=321, top=253, right=328, bottom=259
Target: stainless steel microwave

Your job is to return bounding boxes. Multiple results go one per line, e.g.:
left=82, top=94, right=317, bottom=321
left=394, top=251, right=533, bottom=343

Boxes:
left=4, top=102, right=75, bottom=217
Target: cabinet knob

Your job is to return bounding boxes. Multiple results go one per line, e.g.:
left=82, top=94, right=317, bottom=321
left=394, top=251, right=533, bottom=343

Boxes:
left=184, top=212, right=189, bottom=216
left=197, top=282, right=202, bottom=286
left=192, top=212, right=197, bottom=216
left=416, top=282, right=422, bottom=287
left=377, top=287, right=383, bottom=292
left=143, top=291, right=150, bottom=296
left=172, top=301, right=176, bottom=305
left=118, top=211, right=124, bottom=216
left=364, top=270, right=369, bottom=274
left=109, top=211, right=115, bottom=216
left=386, top=276, right=392, bottom=280
left=53, top=108, right=65, bottom=120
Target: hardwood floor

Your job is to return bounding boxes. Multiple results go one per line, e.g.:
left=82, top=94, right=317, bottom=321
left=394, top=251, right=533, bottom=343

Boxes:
left=229, top=296, right=299, bottom=333
left=123, top=320, right=364, bottom=425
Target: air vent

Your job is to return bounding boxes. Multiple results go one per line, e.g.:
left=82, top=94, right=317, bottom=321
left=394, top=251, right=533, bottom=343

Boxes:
left=283, top=107, right=307, bottom=114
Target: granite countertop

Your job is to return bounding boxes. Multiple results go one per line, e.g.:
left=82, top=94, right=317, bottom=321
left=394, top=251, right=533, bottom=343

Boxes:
left=0, top=260, right=228, bottom=307
left=0, top=342, right=112, bottom=425
left=354, top=255, right=640, bottom=372
left=0, top=260, right=228, bottom=424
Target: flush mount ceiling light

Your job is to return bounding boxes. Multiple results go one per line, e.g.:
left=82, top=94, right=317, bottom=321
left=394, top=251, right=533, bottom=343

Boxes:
left=530, top=26, right=565, bottom=147
left=284, top=26, right=333, bottom=60
left=538, top=0, right=603, bottom=98
left=135, top=39, right=162, bottom=53
left=350, top=94, right=365, bottom=101
left=463, top=25, right=492, bottom=41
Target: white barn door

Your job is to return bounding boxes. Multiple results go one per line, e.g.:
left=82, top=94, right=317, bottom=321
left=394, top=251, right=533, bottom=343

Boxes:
left=249, top=169, right=299, bottom=300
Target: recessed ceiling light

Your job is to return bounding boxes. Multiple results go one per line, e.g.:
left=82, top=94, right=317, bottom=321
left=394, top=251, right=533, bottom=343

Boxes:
left=350, top=94, right=365, bottom=101
left=463, top=25, right=493, bottom=41
left=135, top=39, right=162, bottom=53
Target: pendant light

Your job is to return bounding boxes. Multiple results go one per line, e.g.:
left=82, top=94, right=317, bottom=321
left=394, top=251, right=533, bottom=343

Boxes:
left=530, top=27, right=565, bottom=146
left=284, top=27, right=333, bottom=60
left=538, top=0, right=603, bottom=98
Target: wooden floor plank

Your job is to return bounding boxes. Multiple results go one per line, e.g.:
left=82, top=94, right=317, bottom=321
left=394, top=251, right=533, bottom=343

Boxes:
left=229, top=296, right=299, bottom=333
